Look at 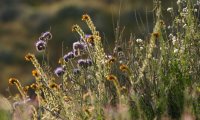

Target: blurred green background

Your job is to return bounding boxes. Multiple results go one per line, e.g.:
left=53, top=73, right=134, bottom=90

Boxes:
left=0, top=0, right=176, bottom=96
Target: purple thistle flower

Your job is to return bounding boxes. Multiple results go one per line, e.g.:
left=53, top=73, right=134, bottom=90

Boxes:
left=67, top=51, right=75, bottom=59
left=63, top=51, right=75, bottom=62
left=73, top=68, right=81, bottom=75
left=54, top=67, right=65, bottom=77
left=73, top=50, right=80, bottom=57
left=86, top=59, right=92, bottom=66
left=40, top=31, right=52, bottom=41
left=73, top=41, right=86, bottom=51
left=63, top=54, right=69, bottom=62
left=80, top=34, right=91, bottom=41
left=78, top=59, right=87, bottom=68
left=35, top=40, right=46, bottom=52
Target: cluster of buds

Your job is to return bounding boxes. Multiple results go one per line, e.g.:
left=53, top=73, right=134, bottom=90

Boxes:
left=35, top=31, right=52, bottom=52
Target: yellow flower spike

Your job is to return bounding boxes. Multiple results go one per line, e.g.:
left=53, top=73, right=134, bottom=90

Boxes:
left=49, top=83, right=59, bottom=90
left=58, top=57, right=65, bottom=65
left=72, top=24, right=78, bottom=32
left=106, top=74, right=117, bottom=81
left=63, top=96, right=72, bottom=102
left=30, top=83, right=38, bottom=90
left=106, top=57, right=116, bottom=65
left=159, top=20, right=165, bottom=26
left=72, top=24, right=86, bottom=39
left=8, top=78, right=26, bottom=99
left=119, top=64, right=129, bottom=72
left=23, top=86, right=29, bottom=93
left=25, top=53, right=34, bottom=61
left=83, top=92, right=90, bottom=101
left=152, top=32, right=160, bottom=38
left=32, top=69, right=40, bottom=77
left=81, top=14, right=97, bottom=35
left=82, top=14, right=90, bottom=21
left=86, top=35, right=94, bottom=44
left=9, top=78, right=19, bottom=86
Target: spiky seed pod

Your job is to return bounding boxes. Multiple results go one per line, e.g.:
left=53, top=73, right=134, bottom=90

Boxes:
left=106, top=75, right=117, bottom=81
left=25, top=53, right=34, bottom=61
left=35, top=40, right=47, bottom=52
left=54, top=67, right=65, bottom=77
